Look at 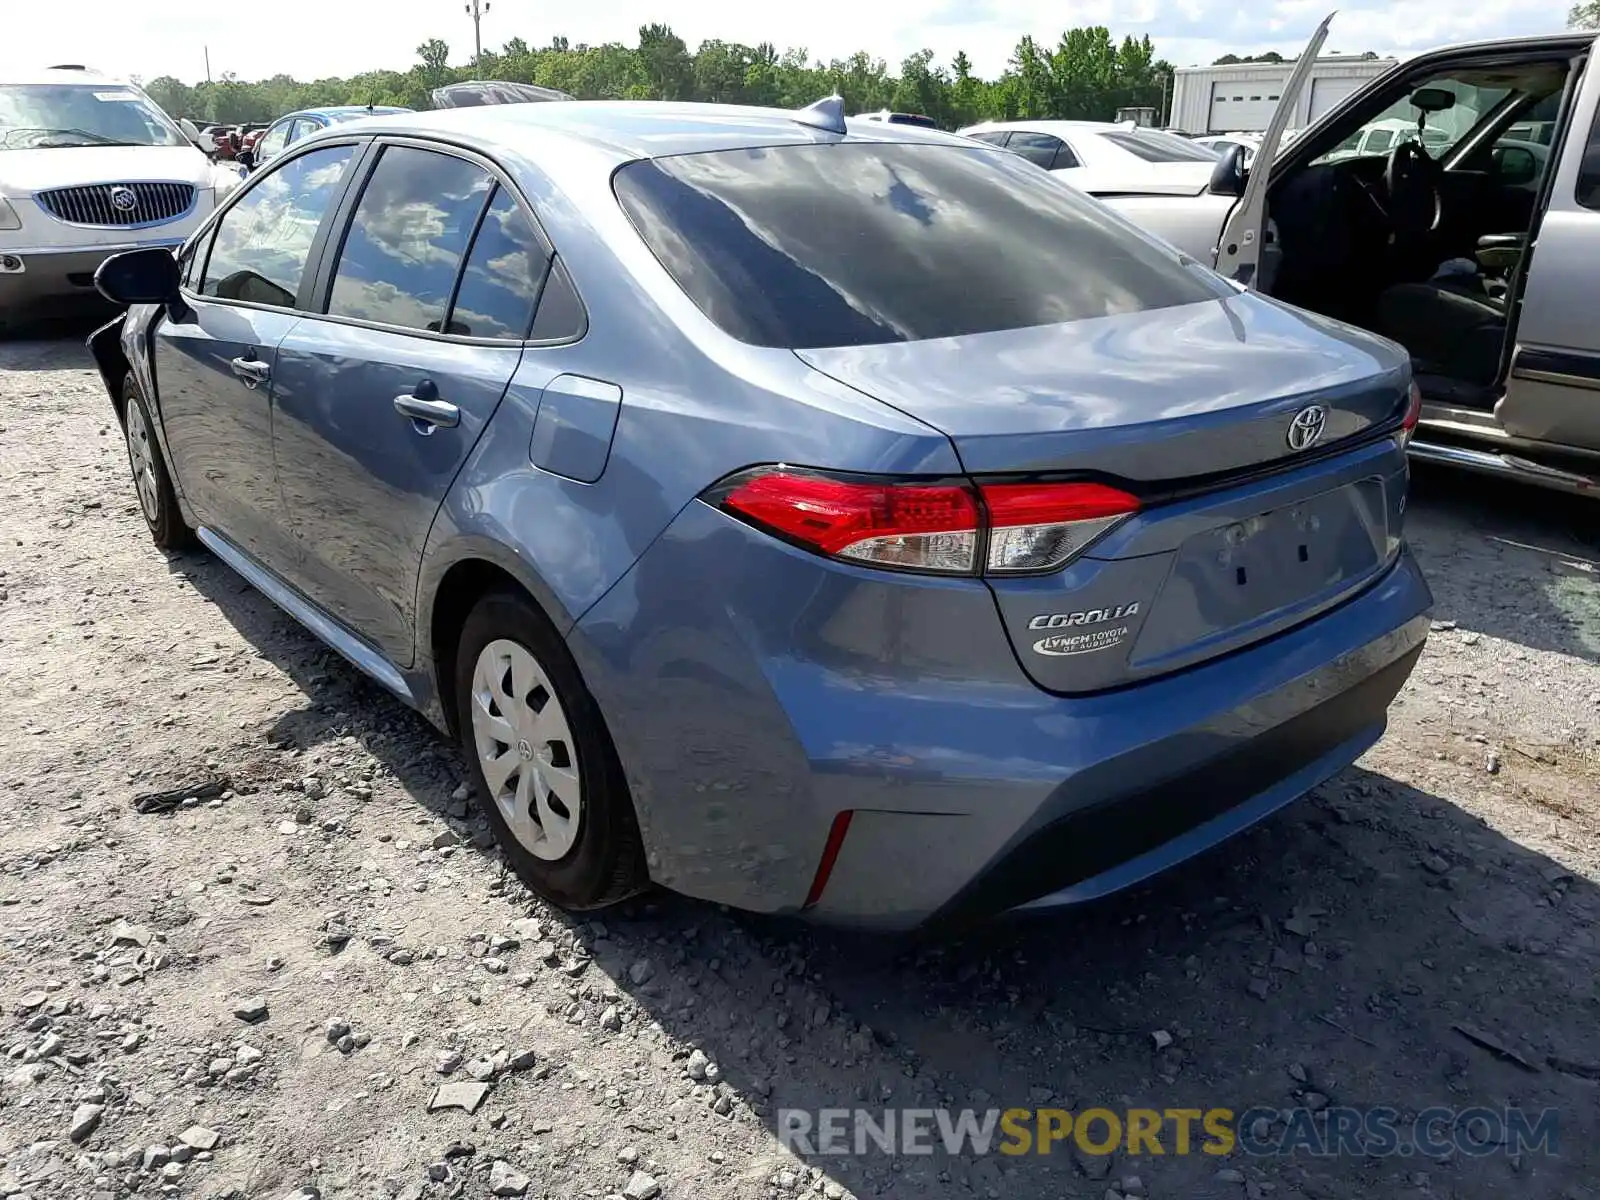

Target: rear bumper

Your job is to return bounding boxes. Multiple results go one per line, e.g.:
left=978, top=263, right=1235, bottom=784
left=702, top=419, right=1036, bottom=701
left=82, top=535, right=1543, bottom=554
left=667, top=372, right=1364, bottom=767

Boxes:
left=0, top=239, right=185, bottom=321
left=571, top=499, right=1433, bottom=931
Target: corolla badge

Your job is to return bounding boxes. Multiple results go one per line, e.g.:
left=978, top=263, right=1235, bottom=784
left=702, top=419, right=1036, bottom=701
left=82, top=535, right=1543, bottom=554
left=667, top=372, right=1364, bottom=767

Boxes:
left=1286, top=404, right=1328, bottom=451
left=109, top=186, right=139, bottom=213
left=1028, top=603, right=1140, bottom=656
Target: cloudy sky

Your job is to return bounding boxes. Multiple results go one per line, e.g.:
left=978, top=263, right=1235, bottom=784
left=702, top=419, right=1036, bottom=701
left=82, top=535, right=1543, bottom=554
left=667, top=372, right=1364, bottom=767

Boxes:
left=5, top=0, right=1577, bottom=84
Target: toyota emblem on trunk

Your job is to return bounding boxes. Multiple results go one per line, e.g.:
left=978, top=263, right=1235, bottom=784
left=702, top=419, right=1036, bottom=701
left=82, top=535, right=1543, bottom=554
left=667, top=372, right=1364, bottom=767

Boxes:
left=1287, top=404, right=1328, bottom=451
left=109, top=186, right=138, bottom=213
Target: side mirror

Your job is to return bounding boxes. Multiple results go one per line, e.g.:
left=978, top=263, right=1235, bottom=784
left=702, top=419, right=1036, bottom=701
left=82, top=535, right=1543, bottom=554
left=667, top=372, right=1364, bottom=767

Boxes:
left=1207, top=142, right=1247, bottom=198
left=94, top=247, right=181, bottom=306
left=178, top=117, right=203, bottom=146
left=1492, top=145, right=1538, bottom=187
left=235, top=148, right=256, bottom=171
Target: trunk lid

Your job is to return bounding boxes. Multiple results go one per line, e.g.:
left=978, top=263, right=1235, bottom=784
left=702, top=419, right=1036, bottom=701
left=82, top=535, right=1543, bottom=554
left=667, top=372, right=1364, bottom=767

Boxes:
left=1067, top=161, right=1214, bottom=197
left=796, top=291, right=1409, bottom=482
left=797, top=292, right=1412, bottom=693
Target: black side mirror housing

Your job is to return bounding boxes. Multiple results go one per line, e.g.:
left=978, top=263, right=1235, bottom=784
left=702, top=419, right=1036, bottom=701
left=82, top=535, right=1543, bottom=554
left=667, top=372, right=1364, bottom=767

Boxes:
left=1492, top=145, right=1538, bottom=187
left=95, top=247, right=182, bottom=306
left=235, top=148, right=256, bottom=171
left=1207, top=143, right=1247, bottom=197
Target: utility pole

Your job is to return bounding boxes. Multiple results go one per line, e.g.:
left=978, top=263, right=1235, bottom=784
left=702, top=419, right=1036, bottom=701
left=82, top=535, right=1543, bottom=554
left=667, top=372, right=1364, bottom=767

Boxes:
left=465, top=0, right=491, bottom=68
left=204, top=45, right=212, bottom=84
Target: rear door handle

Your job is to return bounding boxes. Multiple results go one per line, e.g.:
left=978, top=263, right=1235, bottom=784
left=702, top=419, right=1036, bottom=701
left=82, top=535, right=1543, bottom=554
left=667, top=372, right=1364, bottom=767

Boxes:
left=394, top=392, right=459, bottom=430
left=230, top=355, right=271, bottom=387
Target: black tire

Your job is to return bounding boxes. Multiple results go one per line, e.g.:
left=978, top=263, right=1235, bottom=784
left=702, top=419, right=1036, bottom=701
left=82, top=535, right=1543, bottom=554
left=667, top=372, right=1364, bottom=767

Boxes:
left=121, top=374, right=195, bottom=552
left=453, top=588, right=647, bottom=909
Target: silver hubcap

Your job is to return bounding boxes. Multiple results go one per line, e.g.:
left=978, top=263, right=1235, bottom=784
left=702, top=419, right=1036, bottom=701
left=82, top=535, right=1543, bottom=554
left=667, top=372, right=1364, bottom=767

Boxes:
left=125, top=401, right=160, bottom=524
left=469, top=639, right=582, bottom=861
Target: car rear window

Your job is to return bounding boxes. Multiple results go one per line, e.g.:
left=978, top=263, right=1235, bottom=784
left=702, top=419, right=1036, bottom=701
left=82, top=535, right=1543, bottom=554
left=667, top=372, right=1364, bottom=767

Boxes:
left=1100, top=130, right=1222, bottom=163
left=613, top=142, right=1223, bottom=349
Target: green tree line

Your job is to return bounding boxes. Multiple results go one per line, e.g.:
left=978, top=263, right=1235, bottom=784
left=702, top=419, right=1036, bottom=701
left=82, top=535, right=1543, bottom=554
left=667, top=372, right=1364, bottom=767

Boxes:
left=141, top=24, right=1173, bottom=130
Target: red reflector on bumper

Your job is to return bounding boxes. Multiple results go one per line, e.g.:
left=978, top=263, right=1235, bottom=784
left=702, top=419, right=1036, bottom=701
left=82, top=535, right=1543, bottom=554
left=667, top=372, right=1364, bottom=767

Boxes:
left=803, top=811, right=855, bottom=908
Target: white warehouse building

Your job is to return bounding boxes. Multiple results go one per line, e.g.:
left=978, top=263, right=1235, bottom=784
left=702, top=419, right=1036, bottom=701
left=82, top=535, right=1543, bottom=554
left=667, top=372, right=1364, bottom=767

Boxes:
left=1169, top=55, right=1398, bottom=135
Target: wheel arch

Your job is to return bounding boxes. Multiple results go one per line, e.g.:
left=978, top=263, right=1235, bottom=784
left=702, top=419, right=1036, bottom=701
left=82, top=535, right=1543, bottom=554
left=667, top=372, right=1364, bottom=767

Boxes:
left=421, top=543, right=576, bottom=739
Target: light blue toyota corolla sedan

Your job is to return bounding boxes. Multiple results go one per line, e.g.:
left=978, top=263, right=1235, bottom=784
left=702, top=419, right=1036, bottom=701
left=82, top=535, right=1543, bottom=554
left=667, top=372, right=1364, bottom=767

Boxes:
left=88, top=97, right=1432, bottom=930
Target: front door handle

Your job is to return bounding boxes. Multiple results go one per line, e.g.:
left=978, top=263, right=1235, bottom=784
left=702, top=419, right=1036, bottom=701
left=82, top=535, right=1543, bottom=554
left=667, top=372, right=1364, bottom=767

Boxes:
left=394, top=390, right=459, bottom=430
left=230, top=355, right=271, bottom=388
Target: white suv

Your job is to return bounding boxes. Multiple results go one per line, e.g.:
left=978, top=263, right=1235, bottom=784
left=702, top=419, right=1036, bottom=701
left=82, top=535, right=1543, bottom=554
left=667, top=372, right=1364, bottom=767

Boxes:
left=0, top=67, right=241, bottom=330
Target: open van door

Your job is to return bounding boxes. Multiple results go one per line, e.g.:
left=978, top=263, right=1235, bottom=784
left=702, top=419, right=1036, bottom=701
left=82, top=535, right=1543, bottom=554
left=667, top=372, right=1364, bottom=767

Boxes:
left=1213, top=11, right=1335, bottom=286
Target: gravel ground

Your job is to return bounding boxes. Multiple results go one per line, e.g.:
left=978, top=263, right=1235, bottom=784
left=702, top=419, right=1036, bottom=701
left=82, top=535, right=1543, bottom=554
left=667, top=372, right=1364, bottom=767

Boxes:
left=1, top=328, right=1598, bottom=1200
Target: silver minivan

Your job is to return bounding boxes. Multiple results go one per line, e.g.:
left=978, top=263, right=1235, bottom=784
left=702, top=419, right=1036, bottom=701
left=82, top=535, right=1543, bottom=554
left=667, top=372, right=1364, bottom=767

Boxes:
left=1088, top=16, right=1600, bottom=496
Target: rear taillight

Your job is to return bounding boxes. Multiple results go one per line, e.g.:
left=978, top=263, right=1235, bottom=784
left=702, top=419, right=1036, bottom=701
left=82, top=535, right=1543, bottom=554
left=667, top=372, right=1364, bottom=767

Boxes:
left=1400, top=381, right=1422, bottom=447
left=715, top=469, right=981, bottom=571
left=710, top=467, right=1140, bottom=576
left=981, top=481, right=1141, bottom=573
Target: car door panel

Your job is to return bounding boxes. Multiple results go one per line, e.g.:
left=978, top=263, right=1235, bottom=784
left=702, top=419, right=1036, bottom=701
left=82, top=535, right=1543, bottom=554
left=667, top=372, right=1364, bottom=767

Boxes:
left=1215, top=11, right=1334, bottom=285
left=154, top=304, right=302, bottom=564
left=1500, top=34, right=1600, bottom=450
left=152, top=141, right=361, bottom=567
left=270, top=324, right=523, bottom=663
left=267, top=144, right=546, bottom=666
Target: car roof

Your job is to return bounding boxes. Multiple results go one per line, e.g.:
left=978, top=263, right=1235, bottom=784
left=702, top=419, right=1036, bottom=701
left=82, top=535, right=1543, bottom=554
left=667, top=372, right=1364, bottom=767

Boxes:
left=288, top=105, right=413, bottom=121
left=961, top=119, right=1134, bottom=136
left=334, top=99, right=968, bottom=165
left=1, top=67, right=138, bottom=87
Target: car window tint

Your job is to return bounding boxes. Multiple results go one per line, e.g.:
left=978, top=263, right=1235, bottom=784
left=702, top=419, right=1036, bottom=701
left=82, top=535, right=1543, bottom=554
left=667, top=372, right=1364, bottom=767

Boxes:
left=1052, top=141, right=1081, bottom=169
left=528, top=257, right=585, bottom=341
left=1099, top=130, right=1220, bottom=163
left=448, top=186, right=550, bottom=339
left=289, top=118, right=321, bottom=143
left=200, top=144, right=355, bottom=308
left=967, top=131, right=1009, bottom=147
left=614, top=142, right=1224, bottom=350
left=1005, top=132, right=1064, bottom=169
left=327, top=145, right=493, bottom=332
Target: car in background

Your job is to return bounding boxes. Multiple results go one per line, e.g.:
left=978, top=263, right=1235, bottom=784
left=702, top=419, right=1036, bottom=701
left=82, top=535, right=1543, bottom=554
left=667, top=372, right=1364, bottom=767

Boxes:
left=859, top=110, right=939, bottom=129
left=0, top=66, right=243, bottom=331
left=1087, top=14, right=1600, bottom=497
left=431, top=81, right=575, bottom=107
left=87, top=95, right=1429, bottom=928
left=960, top=118, right=1226, bottom=193
left=245, top=105, right=412, bottom=170
left=1194, top=131, right=1259, bottom=166
left=1319, top=116, right=1450, bottom=164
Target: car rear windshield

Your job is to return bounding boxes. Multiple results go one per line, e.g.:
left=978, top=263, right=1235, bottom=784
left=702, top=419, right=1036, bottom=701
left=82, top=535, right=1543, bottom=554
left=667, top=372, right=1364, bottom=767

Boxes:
left=1098, top=130, right=1222, bottom=163
left=613, top=142, right=1224, bottom=349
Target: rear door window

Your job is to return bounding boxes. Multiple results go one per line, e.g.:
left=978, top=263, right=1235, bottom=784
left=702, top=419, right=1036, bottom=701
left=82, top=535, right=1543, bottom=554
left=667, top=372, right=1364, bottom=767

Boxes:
left=1099, top=130, right=1221, bottom=162
left=200, top=144, right=355, bottom=307
left=614, top=141, right=1223, bottom=350
left=326, top=144, right=494, bottom=332
left=1005, top=131, right=1066, bottom=169
left=449, top=186, right=551, bottom=338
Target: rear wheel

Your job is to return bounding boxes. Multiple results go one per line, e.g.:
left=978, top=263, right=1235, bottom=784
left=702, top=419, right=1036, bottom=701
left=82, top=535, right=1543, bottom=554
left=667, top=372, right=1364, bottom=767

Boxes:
left=122, top=375, right=194, bottom=551
left=453, top=589, right=646, bottom=909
